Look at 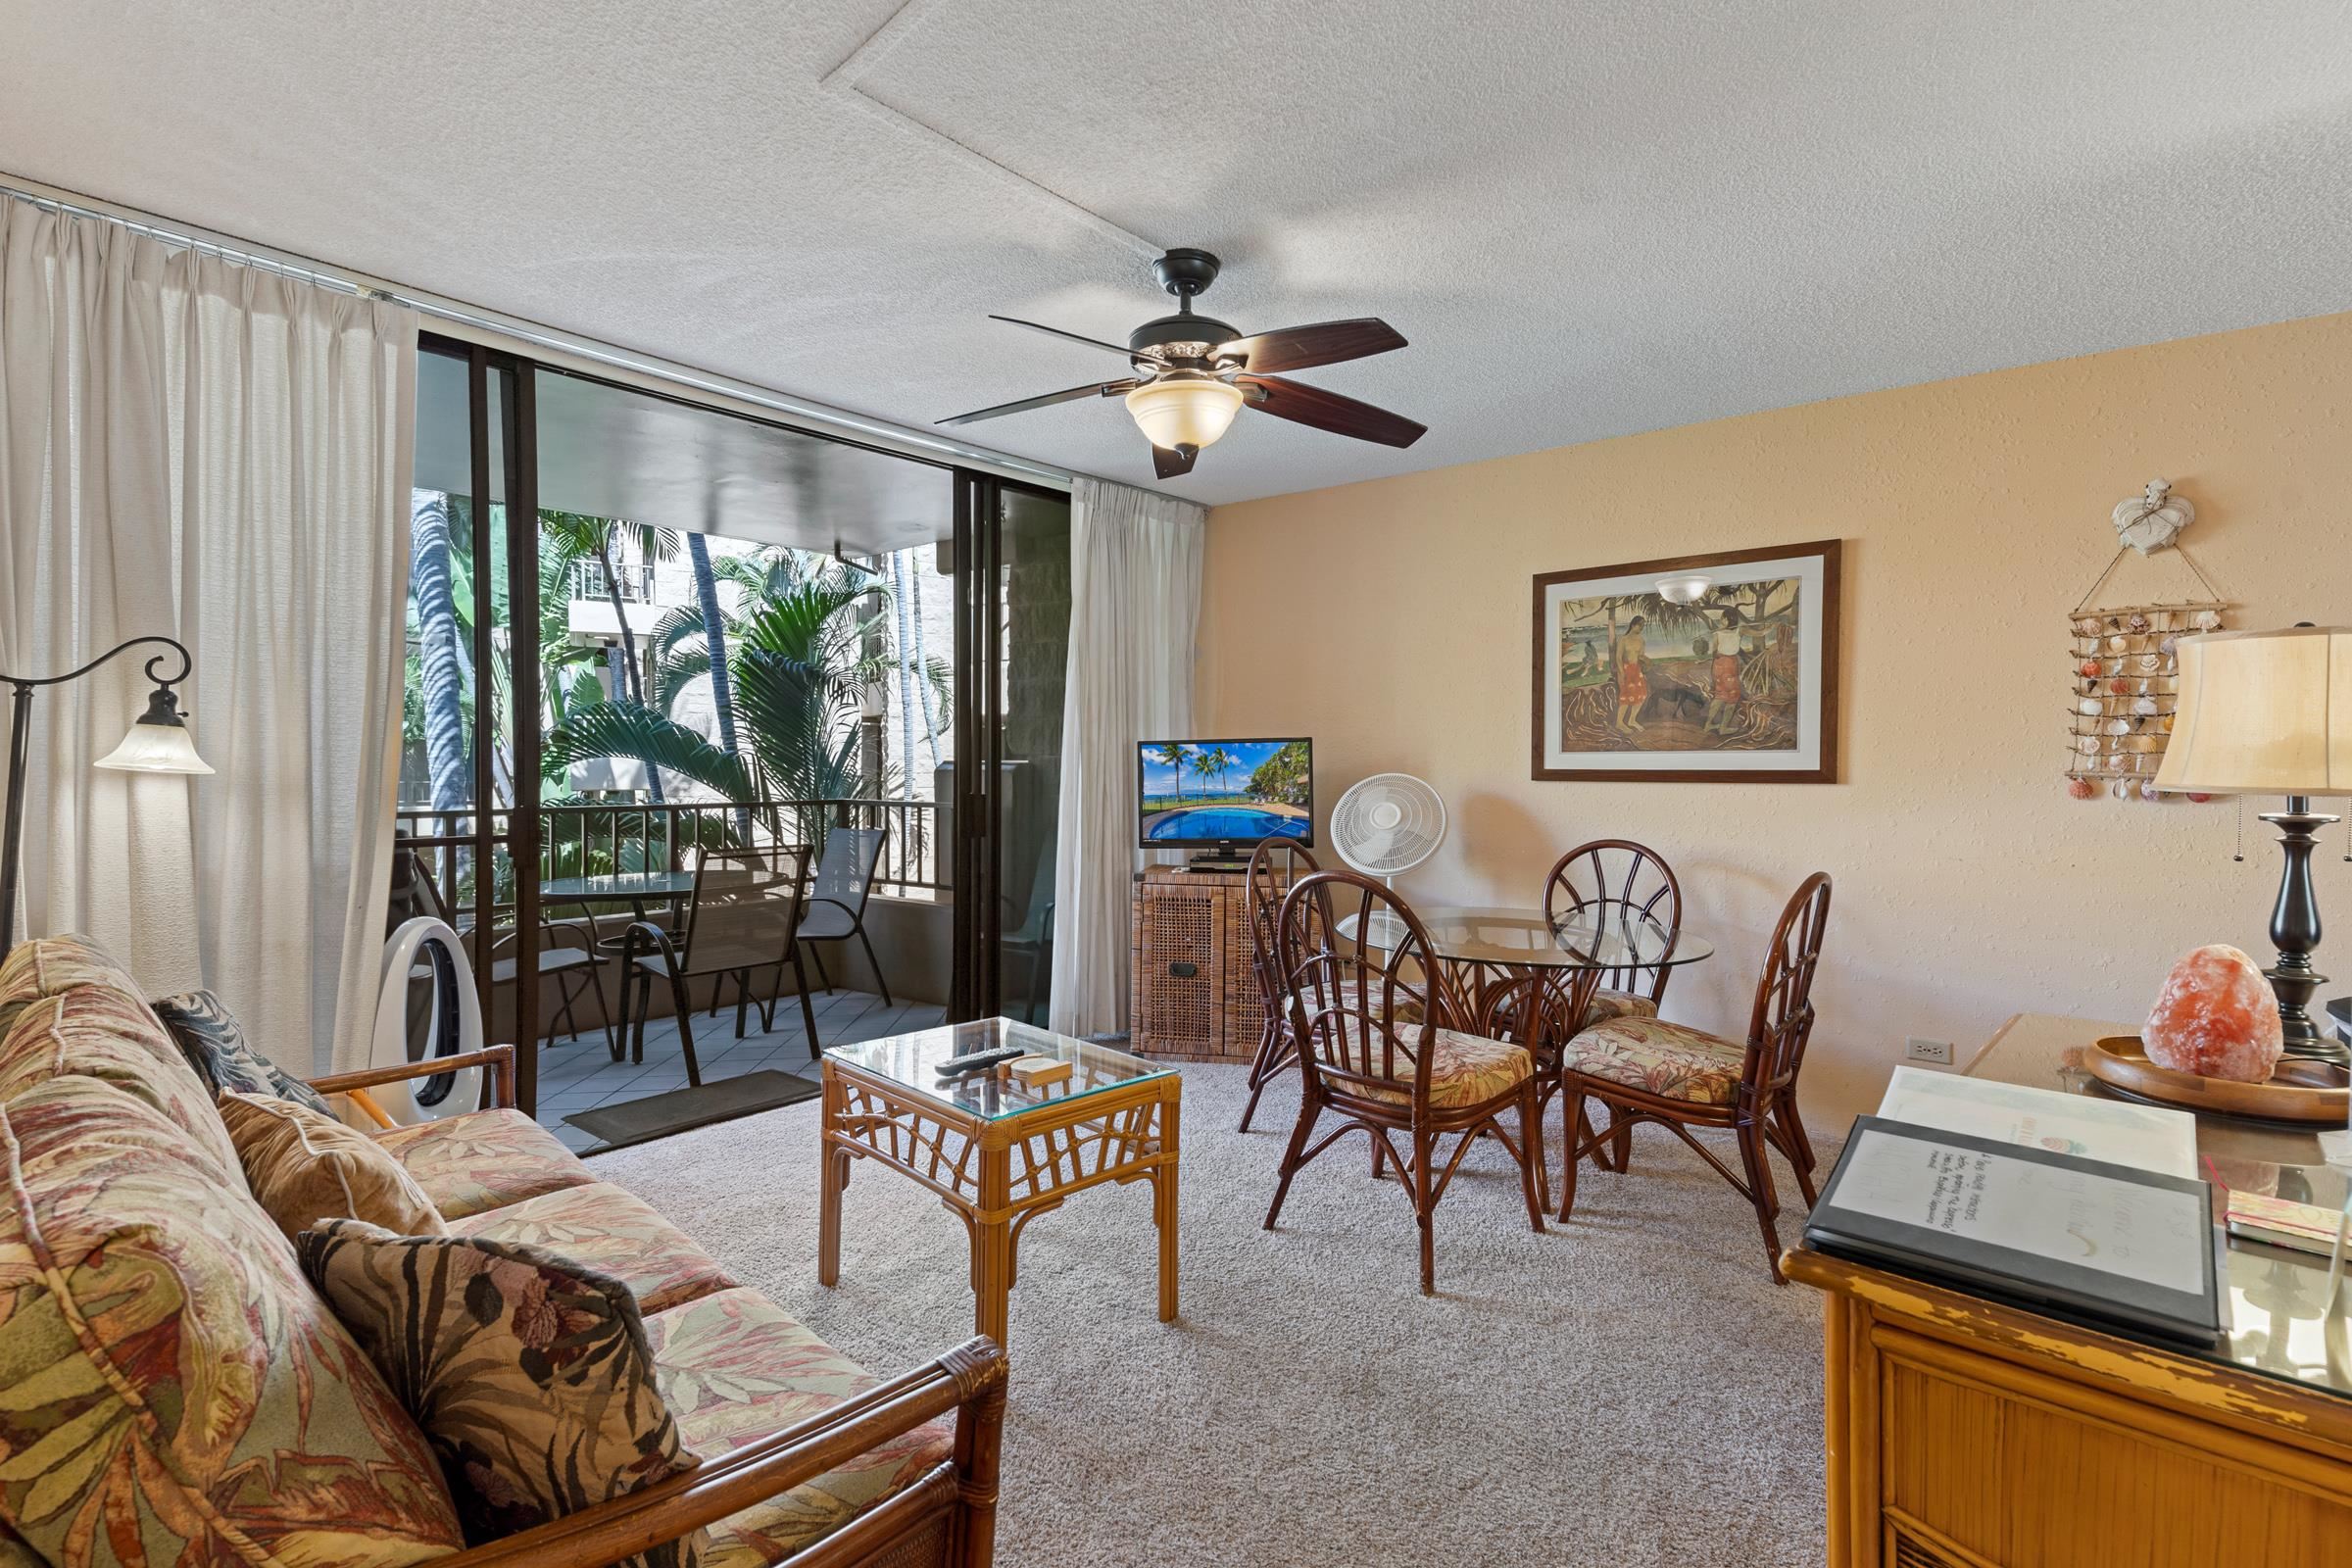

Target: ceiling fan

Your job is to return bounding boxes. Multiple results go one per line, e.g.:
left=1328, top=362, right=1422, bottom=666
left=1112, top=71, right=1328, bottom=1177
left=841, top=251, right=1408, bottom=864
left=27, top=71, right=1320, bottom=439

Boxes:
left=938, top=248, right=1427, bottom=480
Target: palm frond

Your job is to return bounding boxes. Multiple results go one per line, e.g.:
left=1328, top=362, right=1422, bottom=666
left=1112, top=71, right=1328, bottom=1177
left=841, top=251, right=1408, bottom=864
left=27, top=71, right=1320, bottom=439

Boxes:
left=544, top=701, right=755, bottom=801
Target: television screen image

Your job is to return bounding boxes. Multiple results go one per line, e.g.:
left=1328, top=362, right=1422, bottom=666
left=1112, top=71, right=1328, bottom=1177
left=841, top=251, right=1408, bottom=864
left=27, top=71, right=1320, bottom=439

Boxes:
left=1137, top=739, right=1313, bottom=849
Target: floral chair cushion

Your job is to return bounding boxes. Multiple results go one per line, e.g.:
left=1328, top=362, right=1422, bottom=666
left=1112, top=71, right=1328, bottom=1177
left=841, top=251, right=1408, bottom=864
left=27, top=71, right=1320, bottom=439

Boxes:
left=0, top=943, right=243, bottom=1185
left=299, top=1219, right=703, bottom=1568
left=645, top=1289, right=952, bottom=1568
left=152, top=987, right=334, bottom=1114
left=373, top=1106, right=601, bottom=1220
left=1567, top=1015, right=1748, bottom=1105
left=453, top=1181, right=742, bottom=1316
left=220, top=1089, right=451, bottom=1242
left=1584, top=988, right=1660, bottom=1027
left=0, top=1078, right=464, bottom=1566
left=1311, top=1018, right=1534, bottom=1110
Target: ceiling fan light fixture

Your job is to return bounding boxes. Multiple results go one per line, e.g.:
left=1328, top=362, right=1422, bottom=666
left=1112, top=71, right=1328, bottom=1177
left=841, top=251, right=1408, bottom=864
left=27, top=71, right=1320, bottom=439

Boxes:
left=1124, top=375, right=1244, bottom=454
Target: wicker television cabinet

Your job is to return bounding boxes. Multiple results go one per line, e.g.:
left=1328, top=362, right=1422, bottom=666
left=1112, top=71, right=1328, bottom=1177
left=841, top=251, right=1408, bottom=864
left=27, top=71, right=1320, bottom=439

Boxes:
left=1129, top=865, right=1263, bottom=1061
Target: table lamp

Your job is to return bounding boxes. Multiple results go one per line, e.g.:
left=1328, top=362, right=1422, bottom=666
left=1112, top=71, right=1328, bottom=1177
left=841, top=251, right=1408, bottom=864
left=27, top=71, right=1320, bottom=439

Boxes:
left=2, top=636, right=212, bottom=953
left=2155, top=625, right=2352, bottom=1063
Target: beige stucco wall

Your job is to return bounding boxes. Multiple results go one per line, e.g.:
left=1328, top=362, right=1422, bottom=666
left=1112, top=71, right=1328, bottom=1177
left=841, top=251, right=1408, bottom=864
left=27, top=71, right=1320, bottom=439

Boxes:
left=1199, top=310, right=2352, bottom=1121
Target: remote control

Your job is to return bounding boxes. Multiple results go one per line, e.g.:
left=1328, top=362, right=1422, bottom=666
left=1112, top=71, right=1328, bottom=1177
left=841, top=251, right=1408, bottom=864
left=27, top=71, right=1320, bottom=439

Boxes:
left=934, top=1045, right=1026, bottom=1079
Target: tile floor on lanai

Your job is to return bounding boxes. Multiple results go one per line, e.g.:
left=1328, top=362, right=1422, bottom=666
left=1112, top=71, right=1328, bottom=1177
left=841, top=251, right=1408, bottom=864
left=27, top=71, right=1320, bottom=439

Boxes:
left=529, top=987, right=947, bottom=1153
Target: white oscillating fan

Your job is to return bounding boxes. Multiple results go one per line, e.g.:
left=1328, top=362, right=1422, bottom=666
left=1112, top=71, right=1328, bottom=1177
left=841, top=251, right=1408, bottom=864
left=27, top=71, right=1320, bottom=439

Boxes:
left=1329, top=772, right=1447, bottom=885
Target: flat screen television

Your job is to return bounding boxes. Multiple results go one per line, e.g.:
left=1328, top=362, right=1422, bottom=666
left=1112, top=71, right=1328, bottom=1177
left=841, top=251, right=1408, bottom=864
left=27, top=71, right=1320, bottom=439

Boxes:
left=1137, top=738, right=1313, bottom=858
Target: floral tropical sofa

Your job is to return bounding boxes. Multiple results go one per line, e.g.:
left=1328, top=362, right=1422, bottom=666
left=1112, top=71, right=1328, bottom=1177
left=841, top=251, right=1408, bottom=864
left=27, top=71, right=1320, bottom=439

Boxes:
left=0, top=936, right=1004, bottom=1568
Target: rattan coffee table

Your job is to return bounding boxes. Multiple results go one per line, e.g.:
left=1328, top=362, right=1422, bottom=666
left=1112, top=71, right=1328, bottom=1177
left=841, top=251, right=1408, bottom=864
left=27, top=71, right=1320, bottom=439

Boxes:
left=817, top=1018, right=1181, bottom=1348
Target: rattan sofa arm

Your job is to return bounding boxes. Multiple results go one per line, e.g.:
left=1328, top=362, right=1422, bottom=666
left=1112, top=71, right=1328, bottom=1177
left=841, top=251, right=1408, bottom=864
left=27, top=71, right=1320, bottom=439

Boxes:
left=306, top=1045, right=516, bottom=1107
left=433, top=1338, right=1008, bottom=1568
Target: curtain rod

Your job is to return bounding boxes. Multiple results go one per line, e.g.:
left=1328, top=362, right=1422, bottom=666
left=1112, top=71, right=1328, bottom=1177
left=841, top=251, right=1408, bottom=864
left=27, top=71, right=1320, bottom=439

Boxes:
left=0, top=172, right=1078, bottom=490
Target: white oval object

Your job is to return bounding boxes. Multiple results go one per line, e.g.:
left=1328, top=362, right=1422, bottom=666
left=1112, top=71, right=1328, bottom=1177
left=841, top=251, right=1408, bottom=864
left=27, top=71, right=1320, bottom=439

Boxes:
left=2132, top=696, right=2158, bottom=715
left=368, top=916, right=485, bottom=1123
left=2076, top=734, right=2101, bottom=755
left=2192, top=608, right=2222, bottom=630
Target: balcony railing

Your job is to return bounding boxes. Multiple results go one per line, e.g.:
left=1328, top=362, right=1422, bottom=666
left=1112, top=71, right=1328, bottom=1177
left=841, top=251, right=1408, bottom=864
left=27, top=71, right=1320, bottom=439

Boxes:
left=395, top=797, right=942, bottom=923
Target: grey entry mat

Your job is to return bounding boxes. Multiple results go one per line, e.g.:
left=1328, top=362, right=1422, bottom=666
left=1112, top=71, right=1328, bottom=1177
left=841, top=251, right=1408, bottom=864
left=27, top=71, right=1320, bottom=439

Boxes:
left=565, top=1069, right=821, bottom=1152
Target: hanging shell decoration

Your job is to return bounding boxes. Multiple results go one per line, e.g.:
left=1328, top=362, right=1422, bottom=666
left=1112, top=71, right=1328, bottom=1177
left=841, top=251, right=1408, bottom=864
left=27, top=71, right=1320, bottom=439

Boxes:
left=2066, top=481, right=2228, bottom=802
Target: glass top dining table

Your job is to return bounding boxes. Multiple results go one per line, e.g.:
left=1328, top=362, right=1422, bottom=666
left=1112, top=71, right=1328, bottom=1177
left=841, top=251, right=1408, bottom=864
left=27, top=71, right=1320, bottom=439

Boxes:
left=1341, top=904, right=1714, bottom=972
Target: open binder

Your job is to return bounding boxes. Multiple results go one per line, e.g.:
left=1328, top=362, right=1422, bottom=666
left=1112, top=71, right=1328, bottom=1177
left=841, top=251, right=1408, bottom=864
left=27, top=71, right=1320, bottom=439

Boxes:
left=1804, top=1116, right=2223, bottom=1348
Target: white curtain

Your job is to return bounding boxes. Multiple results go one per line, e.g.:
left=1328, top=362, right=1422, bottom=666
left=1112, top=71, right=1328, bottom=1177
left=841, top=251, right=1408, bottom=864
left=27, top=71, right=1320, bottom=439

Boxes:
left=0, top=201, right=416, bottom=1074
left=1048, top=476, right=1206, bottom=1036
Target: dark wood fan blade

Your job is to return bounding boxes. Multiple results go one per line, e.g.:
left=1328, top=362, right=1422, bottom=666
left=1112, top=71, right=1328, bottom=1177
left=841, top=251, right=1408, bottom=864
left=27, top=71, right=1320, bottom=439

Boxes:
left=987, top=315, right=1140, bottom=360
left=937, top=380, right=1136, bottom=427
left=1238, top=374, right=1426, bottom=447
left=1152, top=443, right=1199, bottom=479
left=1217, top=318, right=1406, bottom=374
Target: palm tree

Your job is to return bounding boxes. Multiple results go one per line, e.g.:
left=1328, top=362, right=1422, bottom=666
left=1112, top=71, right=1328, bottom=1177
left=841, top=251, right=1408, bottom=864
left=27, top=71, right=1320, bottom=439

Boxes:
left=1152, top=742, right=1189, bottom=805
left=1188, top=747, right=1221, bottom=802
left=540, top=511, right=680, bottom=800
left=409, top=491, right=468, bottom=812
left=545, top=558, right=891, bottom=829
left=683, top=532, right=751, bottom=840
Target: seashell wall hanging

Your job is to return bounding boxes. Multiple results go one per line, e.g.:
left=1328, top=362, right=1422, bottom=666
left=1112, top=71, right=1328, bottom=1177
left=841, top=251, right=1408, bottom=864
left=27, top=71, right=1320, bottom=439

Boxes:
left=2063, top=480, right=2227, bottom=802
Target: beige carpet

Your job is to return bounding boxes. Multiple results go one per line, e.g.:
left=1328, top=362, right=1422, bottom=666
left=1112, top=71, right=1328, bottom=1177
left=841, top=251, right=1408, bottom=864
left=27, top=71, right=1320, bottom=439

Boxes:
left=592, top=1062, right=1830, bottom=1567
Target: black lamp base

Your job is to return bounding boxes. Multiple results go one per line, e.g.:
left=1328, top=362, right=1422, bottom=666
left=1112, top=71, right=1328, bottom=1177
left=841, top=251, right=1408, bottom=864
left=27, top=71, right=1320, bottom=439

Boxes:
left=2262, top=801, right=2345, bottom=1067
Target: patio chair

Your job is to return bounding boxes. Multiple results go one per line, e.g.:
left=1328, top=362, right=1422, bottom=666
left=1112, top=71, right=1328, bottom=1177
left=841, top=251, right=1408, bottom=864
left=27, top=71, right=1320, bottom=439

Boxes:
left=402, top=850, right=614, bottom=1055
left=795, top=825, right=893, bottom=1006
left=619, top=844, right=820, bottom=1083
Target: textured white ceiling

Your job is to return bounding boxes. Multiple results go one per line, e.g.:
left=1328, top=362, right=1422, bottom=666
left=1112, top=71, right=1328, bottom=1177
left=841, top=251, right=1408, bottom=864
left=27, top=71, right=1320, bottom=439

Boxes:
left=2, top=1, right=2348, bottom=505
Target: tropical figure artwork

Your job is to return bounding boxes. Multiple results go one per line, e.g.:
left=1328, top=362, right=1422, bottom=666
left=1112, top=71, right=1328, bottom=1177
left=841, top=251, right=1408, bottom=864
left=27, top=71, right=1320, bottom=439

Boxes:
left=1532, top=541, right=1842, bottom=783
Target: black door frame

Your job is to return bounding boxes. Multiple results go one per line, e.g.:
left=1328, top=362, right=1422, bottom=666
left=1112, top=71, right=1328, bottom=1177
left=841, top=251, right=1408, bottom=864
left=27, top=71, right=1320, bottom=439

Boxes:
left=948, top=469, right=1069, bottom=1022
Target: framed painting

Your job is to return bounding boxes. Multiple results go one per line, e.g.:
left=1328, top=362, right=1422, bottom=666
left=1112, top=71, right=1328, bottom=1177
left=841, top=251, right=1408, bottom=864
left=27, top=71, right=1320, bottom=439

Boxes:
left=1531, top=539, right=1841, bottom=783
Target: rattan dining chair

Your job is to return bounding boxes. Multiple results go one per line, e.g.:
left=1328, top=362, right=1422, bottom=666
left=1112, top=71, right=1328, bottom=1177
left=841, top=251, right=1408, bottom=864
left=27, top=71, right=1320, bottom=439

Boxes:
left=1237, top=837, right=1320, bottom=1134
left=1264, top=869, right=1546, bottom=1295
left=795, top=825, right=893, bottom=1005
left=404, top=850, right=613, bottom=1055
left=1542, top=839, right=1684, bottom=1172
left=1555, top=871, right=1832, bottom=1283
left=618, top=845, right=820, bottom=1084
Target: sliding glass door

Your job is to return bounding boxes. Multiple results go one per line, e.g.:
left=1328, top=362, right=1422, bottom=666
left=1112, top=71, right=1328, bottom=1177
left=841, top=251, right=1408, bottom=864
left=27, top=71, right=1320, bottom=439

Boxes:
left=401, top=346, right=1069, bottom=1137
left=951, top=475, right=1071, bottom=1025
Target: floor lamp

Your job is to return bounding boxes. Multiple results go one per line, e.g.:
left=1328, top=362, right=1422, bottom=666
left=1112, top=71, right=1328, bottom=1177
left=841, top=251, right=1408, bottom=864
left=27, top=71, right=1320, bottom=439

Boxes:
left=2155, top=624, right=2351, bottom=1064
left=1, top=637, right=213, bottom=954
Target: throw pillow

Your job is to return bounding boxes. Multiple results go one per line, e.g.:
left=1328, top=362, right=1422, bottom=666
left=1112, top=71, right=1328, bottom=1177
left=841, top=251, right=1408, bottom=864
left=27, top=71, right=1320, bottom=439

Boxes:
left=151, top=988, right=333, bottom=1113
left=299, top=1219, right=704, bottom=1567
left=219, top=1091, right=449, bottom=1241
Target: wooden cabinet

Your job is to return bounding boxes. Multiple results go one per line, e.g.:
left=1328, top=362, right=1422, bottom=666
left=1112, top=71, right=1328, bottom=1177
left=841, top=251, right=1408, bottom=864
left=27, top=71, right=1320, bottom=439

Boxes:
left=1129, top=866, right=1263, bottom=1061
left=1789, top=1247, right=2352, bottom=1568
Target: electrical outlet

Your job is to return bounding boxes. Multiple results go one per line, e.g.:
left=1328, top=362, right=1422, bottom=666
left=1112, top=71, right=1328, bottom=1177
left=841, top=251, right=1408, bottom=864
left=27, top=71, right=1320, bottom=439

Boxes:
left=1904, top=1036, right=1954, bottom=1065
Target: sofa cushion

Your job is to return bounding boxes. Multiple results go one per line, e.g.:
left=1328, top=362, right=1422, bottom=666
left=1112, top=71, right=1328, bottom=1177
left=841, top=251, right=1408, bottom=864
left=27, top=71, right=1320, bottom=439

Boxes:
left=646, top=1288, right=952, bottom=1566
left=299, top=1219, right=703, bottom=1567
left=0, top=1076, right=464, bottom=1565
left=452, top=1182, right=739, bottom=1315
left=220, top=1090, right=450, bottom=1242
left=373, top=1106, right=599, bottom=1220
left=0, top=938, right=242, bottom=1184
left=1567, top=1015, right=1748, bottom=1105
left=152, top=987, right=333, bottom=1114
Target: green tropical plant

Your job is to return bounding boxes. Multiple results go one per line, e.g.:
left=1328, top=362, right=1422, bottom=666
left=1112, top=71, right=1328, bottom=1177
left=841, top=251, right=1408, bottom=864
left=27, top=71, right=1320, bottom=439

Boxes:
left=544, top=547, right=897, bottom=821
left=1152, top=742, right=1189, bottom=804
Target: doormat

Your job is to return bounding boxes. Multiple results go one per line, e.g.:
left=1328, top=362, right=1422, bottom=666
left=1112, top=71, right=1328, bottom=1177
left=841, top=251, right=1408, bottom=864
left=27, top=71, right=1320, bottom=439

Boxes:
left=566, top=1069, right=821, bottom=1152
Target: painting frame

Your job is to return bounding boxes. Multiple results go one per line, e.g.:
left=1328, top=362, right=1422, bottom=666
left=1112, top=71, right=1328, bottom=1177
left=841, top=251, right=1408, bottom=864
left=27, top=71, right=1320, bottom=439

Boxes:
left=1530, top=539, right=1842, bottom=783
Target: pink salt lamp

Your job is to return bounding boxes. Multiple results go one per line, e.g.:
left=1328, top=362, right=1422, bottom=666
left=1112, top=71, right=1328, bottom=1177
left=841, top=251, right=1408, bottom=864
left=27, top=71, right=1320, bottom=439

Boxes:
left=2142, top=945, right=2282, bottom=1083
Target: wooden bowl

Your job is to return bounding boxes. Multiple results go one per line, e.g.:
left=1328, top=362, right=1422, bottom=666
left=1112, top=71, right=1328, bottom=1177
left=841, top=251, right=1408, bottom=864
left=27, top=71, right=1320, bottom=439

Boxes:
left=2086, top=1036, right=2350, bottom=1125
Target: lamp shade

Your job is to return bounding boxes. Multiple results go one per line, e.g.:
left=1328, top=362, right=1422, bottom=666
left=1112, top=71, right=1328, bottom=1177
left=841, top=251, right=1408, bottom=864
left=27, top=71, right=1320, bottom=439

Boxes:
left=1124, top=376, right=1244, bottom=452
left=94, top=717, right=213, bottom=775
left=2155, top=626, right=2352, bottom=797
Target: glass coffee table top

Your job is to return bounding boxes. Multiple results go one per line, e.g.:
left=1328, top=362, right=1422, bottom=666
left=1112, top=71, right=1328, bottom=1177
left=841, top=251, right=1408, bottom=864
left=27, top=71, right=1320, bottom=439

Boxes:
left=1343, top=904, right=1714, bottom=971
left=826, top=1017, right=1174, bottom=1122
